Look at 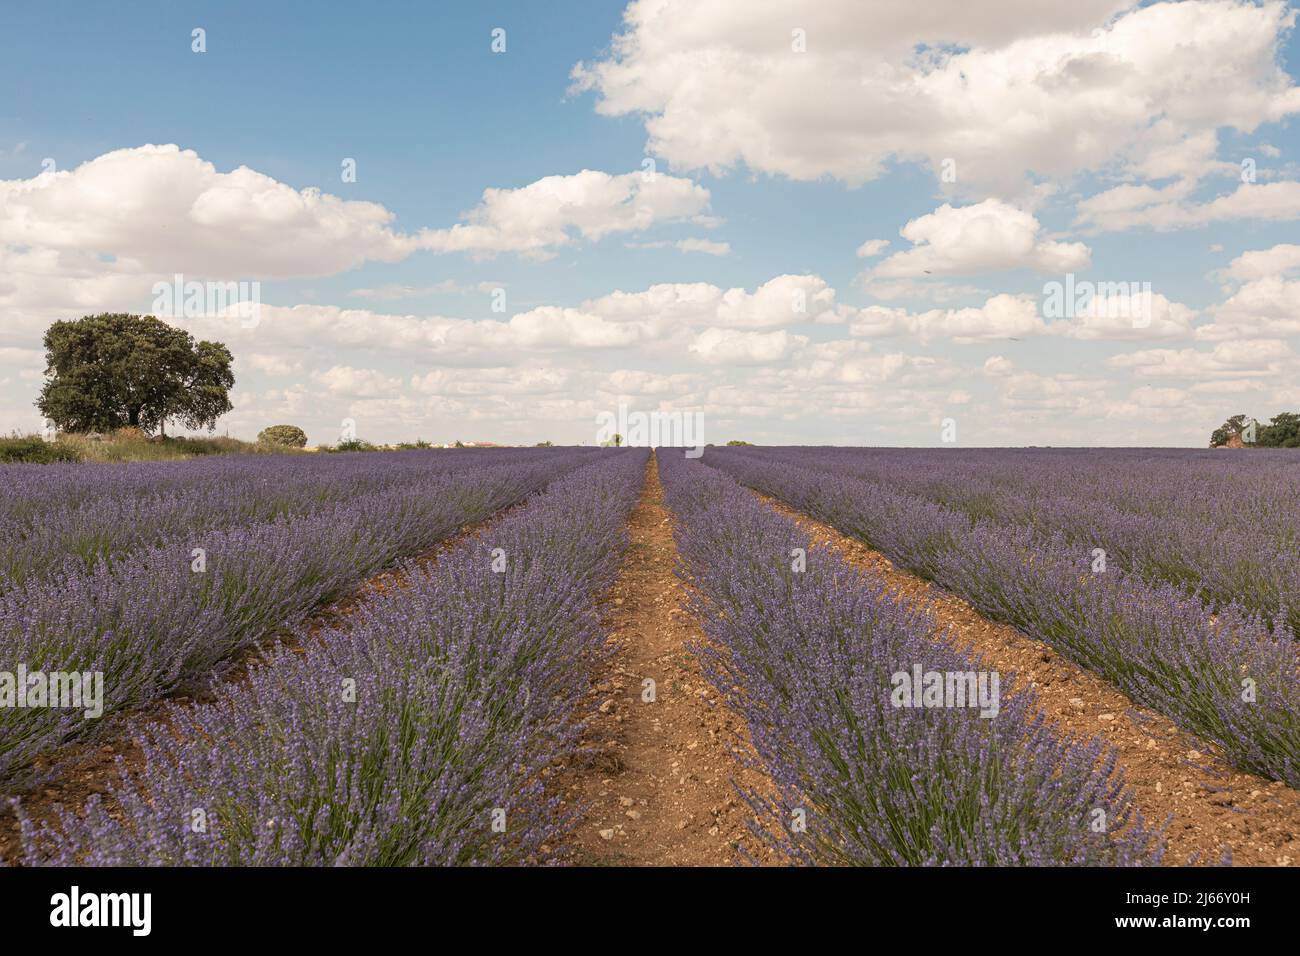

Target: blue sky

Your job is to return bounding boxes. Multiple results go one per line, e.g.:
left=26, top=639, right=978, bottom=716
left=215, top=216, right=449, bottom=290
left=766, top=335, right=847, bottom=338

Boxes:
left=2, top=0, right=1300, bottom=446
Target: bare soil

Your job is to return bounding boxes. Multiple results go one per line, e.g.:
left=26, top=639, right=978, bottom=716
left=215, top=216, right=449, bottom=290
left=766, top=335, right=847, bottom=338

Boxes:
left=756, top=491, right=1300, bottom=867
left=557, top=453, right=776, bottom=865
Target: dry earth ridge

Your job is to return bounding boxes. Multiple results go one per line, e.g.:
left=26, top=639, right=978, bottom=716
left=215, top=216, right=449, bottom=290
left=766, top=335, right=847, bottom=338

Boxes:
left=558, top=453, right=776, bottom=865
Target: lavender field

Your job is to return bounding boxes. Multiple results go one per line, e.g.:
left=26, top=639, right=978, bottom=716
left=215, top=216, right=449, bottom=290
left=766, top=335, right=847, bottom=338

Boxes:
left=2, top=444, right=1297, bottom=871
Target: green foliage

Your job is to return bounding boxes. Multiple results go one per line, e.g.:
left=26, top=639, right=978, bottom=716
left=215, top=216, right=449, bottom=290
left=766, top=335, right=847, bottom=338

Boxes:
left=1258, top=412, right=1300, bottom=448
left=0, top=435, right=82, bottom=463
left=0, top=430, right=284, bottom=464
left=326, top=439, right=380, bottom=453
left=258, top=424, right=309, bottom=448
left=36, top=313, right=234, bottom=435
left=394, top=439, right=433, bottom=450
left=535, top=440, right=554, bottom=447
left=726, top=439, right=753, bottom=446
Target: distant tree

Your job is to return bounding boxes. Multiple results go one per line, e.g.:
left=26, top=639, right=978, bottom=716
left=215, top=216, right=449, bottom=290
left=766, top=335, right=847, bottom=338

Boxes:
left=1209, top=413, right=1248, bottom=447
left=726, top=439, right=753, bottom=446
left=257, top=424, right=308, bottom=448
left=37, top=313, right=233, bottom=436
left=1258, top=412, right=1300, bottom=448
left=535, top=440, right=553, bottom=447
left=613, top=433, right=622, bottom=447
left=454, top=439, right=465, bottom=448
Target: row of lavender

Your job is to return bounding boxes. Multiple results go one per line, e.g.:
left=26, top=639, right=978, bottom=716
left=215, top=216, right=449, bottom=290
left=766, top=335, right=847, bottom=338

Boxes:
left=0, top=448, right=600, bottom=790
left=0, top=447, right=582, bottom=589
left=0, top=445, right=540, bottom=514
left=658, top=451, right=1160, bottom=864
left=727, top=446, right=1300, bottom=638
left=14, top=449, right=648, bottom=865
left=703, top=447, right=1300, bottom=789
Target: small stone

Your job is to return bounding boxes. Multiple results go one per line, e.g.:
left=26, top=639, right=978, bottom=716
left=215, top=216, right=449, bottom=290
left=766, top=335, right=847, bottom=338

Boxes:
left=1187, top=750, right=1202, bottom=760
left=625, top=810, right=642, bottom=820
left=598, top=829, right=615, bottom=841
left=1068, top=698, right=1085, bottom=711
left=1098, top=713, right=1115, bottom=721
left=598, top=699, right=614, bottom=714
left=618, top=796, right=634, bottom=807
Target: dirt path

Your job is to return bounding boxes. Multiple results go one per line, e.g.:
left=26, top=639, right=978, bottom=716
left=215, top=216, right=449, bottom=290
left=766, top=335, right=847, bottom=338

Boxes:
left=558, top=453, right=775, bottom=865
left=755, top=491, right=1300, bottom=867
left=0, top=498, right=534, bottom=864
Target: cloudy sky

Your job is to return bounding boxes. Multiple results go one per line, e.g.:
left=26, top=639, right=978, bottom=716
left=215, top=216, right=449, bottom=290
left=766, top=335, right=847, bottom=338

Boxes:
left=2, top=0, right=1299, bottom=447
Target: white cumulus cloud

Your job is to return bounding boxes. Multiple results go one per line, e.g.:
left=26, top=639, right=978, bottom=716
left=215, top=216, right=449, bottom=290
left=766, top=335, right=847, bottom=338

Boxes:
left=871, top=199, right=1090, bottom=278
left=573, top=0, right=1300, bottom=193
left=415, top=168, right=713, bottom=259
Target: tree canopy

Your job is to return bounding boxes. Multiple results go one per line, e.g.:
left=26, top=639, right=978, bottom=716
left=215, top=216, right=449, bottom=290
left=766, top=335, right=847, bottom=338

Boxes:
left=1258, top=412, right=1300, bottom=448
left=258, top=424, right=308, bottom=448
left=37, top=313, right=234, bottom=435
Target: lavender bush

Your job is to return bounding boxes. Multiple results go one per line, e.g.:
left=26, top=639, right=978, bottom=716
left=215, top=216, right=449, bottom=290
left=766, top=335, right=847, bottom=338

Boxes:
left=658, top=451, right=1160, bottom=866
left=14, top=449, right=648, bottom=866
